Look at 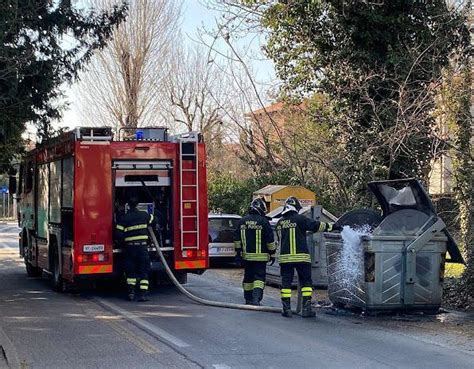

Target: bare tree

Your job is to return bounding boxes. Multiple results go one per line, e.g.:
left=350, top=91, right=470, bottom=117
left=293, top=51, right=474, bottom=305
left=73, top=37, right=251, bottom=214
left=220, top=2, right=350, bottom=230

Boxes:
left=192, top=7, right=311, bottom=179
left=76, top=0, right=182, bottom=130
left=159, top=40, right=244, bottom=175
left=160, top=43, right=226, bottom=136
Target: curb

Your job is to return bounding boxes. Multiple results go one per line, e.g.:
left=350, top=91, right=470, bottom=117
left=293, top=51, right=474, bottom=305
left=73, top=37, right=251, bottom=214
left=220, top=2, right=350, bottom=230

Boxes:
left=0, top=325, right=20, bottom=369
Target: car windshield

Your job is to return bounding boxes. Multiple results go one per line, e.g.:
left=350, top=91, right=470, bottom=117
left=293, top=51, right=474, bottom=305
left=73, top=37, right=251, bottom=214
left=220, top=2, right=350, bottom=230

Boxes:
left=209, top=218, right=238, bottom=243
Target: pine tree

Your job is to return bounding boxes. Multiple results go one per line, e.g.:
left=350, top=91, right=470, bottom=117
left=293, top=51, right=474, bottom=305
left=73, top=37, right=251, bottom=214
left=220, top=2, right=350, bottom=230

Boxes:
left=0, top=0, right=127, bottom=172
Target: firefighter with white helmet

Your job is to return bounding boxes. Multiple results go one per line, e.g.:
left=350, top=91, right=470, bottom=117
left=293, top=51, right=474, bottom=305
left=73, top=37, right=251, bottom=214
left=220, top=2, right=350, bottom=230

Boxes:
left=234, top=197, right=276, bottom=305
left=276, top=196, right=341, bottom=317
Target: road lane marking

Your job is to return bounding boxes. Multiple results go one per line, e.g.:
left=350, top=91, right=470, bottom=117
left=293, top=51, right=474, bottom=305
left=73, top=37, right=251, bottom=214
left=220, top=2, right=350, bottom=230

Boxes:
left=107, top=319, right=161, bottom=354
left=213, top=365, right=232, bottom=369
left=93, top=298, right=190, bottom=348
left=85, top=308, right=161, bottom=355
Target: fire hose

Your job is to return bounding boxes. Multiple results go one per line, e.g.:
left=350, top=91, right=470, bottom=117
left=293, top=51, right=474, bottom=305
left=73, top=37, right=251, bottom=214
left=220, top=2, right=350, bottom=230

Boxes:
left=148, top=226, right=284, bottom=313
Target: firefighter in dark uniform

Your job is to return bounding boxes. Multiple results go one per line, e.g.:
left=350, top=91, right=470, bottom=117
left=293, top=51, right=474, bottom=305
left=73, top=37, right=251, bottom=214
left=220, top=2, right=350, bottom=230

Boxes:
left=234, top=198, right=276, bottom=305
left=276, top=197, right=341, bottom=317
left=116, top=196, right=156, bottom=302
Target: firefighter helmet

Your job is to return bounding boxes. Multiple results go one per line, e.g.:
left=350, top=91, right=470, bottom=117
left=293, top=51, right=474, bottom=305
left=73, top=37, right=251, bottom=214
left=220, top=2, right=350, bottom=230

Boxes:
left=249, top=197, right=267, bottom=216
left=128, top=196, right=139, bottom=209
left=282, top=196, right=302, bottom=215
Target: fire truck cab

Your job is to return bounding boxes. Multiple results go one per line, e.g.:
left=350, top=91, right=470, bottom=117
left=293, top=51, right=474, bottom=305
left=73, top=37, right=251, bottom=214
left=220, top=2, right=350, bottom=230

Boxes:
left=14, top=127, right=209, bottom=291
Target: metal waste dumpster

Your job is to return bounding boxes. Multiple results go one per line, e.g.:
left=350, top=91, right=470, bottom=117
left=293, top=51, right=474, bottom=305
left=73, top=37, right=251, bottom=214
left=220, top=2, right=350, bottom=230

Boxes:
left=324, top=179, right=464, bottom=312
left=266, top=205, right=337, bottom=287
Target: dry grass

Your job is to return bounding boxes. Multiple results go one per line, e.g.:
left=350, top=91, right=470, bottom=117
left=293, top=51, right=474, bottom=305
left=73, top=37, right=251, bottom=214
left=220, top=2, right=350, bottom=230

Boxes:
left=445, top=263, right=465, bottom=278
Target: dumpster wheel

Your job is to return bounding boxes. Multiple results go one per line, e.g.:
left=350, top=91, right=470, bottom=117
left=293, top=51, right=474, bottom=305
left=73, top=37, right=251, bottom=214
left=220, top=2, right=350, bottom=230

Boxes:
left=149, top=227, right=284, bottom=314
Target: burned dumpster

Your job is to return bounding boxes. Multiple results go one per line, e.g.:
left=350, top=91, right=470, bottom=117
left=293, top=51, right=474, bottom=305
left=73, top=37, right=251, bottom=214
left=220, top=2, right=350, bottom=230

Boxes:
left=324, top=179, right=464, bottom=312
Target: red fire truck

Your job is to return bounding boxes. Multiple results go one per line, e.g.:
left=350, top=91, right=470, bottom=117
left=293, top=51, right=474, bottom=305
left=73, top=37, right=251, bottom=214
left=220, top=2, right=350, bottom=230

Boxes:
left=13, top=127, right=208, bottom=291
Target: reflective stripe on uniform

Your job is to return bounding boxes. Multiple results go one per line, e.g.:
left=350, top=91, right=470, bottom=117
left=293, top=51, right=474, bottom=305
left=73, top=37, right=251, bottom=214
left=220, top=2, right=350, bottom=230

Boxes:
left=125, top=224, right=148, bottom=232
left=241, top=229, right=247, bottom=253
left=327, top=223, right=333, bottom=232
left=267, top=242, right=276, bottom=251
left=124, top=235, right=149, bottom=242
left=127, top=278, right=137, bottom=286
left=318, top=222, right=326, bottom=232
left=256, top=229, right=261, bottom=254
left=116, top=225, right=125, bottom=231
left=139, top=279, right=149, bottom=290
left=243, top=253, right=270, bottom=262
left=253, top=280, right=265, bottom=290
left=243, top=282, right=253, bottom=291
left=279, top=253, right=311, bottom=263
left=234, top=241, right=242, bottom=249
left=281, top=288, right=292, bottom=298
left=290, top=228, right=296, bottom=255
left=301, top=286, right=313, bottom=297
left=149, top=214, right=154, bottom=224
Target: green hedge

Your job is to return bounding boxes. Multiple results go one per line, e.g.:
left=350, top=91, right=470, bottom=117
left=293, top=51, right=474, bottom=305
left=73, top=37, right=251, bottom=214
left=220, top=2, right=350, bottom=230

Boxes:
left=208, top=170, right=297, bottom=215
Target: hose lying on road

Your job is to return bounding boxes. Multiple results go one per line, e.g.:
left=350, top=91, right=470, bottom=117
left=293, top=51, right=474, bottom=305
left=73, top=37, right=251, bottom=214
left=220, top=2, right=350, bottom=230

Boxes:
left=148, top=227, right=283, bottom=314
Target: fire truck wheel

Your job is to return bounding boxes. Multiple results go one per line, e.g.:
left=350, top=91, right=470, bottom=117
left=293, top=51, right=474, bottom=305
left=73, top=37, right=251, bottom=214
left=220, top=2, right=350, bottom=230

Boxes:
left=23, top=233, right=42, bottom=277
left=174, top=272, right=187, bottom=285
left=25, top=262, right=42, bottom=277
left=51, top=247, right=66, bottom=293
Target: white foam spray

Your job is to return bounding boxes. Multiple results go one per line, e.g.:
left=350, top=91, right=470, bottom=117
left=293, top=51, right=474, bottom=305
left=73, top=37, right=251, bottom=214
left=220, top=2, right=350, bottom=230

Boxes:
left=339, top=225, right=372, bottom=289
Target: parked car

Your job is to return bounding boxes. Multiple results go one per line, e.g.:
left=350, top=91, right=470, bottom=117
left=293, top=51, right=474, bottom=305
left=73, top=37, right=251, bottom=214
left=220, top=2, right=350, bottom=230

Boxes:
left=208, top=213, right=241, bottom=263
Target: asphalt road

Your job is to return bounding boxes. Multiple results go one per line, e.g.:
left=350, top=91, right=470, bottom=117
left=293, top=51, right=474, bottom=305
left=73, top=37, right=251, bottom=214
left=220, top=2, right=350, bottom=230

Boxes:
left=0, top=222, right=473, bottom=369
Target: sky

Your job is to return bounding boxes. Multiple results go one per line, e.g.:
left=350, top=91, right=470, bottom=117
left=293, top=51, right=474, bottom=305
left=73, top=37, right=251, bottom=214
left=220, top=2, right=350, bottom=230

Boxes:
left=182, top=0, right=214, bottom=40
left=51, top=0, right=276, bottom=135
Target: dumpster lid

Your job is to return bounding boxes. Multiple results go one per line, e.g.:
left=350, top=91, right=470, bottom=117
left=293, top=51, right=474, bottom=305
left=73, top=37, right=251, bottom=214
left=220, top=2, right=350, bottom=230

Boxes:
left=373, top=209, right=430, bottom=236
left=368, top=179, right=435, bottom=218
left=368, top=178, right=464, bottom=264
left=444, top=229, right=464, bottom=264
left=335, top=208, right=382, bottom=231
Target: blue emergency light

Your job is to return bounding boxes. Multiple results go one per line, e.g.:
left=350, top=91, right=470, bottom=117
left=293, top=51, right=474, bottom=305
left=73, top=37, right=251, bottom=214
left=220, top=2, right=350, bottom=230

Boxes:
left=135, top=130, right=144, bottom=140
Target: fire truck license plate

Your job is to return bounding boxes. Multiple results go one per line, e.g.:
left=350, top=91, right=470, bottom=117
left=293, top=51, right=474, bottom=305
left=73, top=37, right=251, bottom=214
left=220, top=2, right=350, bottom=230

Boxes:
left=83, top=244, right=105, bottom=253
left=211, top=247, right=233, bottom=254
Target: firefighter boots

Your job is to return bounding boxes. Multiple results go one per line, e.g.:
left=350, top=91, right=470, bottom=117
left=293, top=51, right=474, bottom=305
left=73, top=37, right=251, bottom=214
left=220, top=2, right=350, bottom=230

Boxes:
left=301, top=296, right=316, bottom=318
left=281, top=298, right=292, bottom=318
left=137, top=279, right=149, bottom=302
left=244, top=288, right=253, bottom=305
left=127, top=284, right=136, bottom=301
left=251, top=288, right=263, bottom=306
left=126, top=277, right=137, bottom=301
left=137, top=291, right=149, bottom=302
